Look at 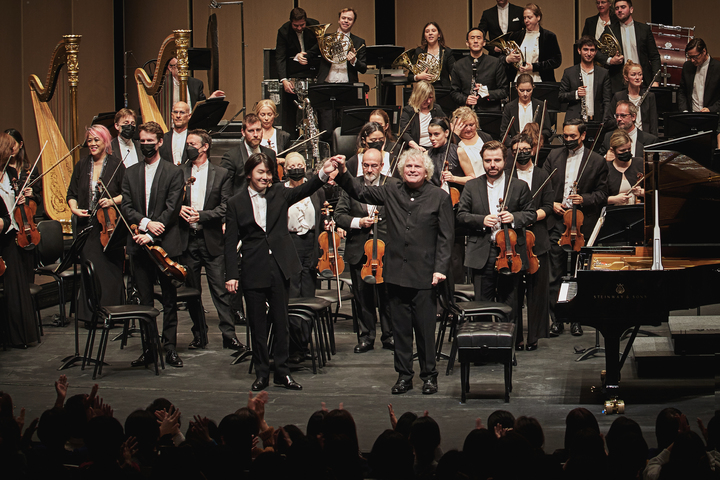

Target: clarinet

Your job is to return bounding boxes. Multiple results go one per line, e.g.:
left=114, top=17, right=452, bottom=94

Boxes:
left=580, top=69, right=589, bottom=123
left=470, top=59, right=479, bottom=113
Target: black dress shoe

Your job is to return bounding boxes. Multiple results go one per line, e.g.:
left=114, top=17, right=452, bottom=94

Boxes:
left=422, top=377, right=438, bottom=395
left=252, top=377, right=269, bottom=391
left=188, top=338, right=206, bottom=349
left=526, top=342, right=538, bottom=351
left=391, top=379, right=413, bottom=394
left=549, top=322, right=564, bottom=337
left=274, top=374, right=302, bottom=390
left=571, top=323, right=583, bottom=336
left=233, top=310, right=247, bottom=325
left=354, top=341, right=373, bottom=353
left=223, top=337, right=247, bottom=352
left=131, top=351, right=152, bottom=367
left=515, top=343, right=525, bottom=351
left=166, top=350, right=183, bottom=367
left=288, top=353, right=305, bottom=364
left=382, top=338, right=395, bottom=351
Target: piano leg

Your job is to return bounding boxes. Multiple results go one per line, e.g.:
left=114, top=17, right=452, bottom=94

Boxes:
left=601, top=325, right=623, bottom=397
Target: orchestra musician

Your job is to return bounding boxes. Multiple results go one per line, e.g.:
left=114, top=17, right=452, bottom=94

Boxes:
left=456, top=140, right=534, bottom=336
left=254, top=99, right=291, bottom=155
left=678, top=38, right=720, bottom=145
left=159, top=101, right=190, bottom=166
left=406, top=22, right=455, bottom=88
left=4, top=128, right=44, bottom=228
left=426, top=118, right=475, bottom=190
left=604, top=61, right=658, bottom=136
left=501, top=74, right=553, bottom=146
left=599, top=100, right=658, bottom=159
left=605, top=129, right=644, bottom=205
left=400, top=81, right=445, bottom=152
left=335, top=148, right=396, bottom=353
left=167, top=57, right=225, bottom=109
left=0, top=132, right=38, bottom=348
left=178, top=129, right=245, bottom=351
left=543, top=119, right=608, bottom=337
left=335, top=149, right=454, bottom=395
left=478, top=0, right=526, bottom=56
left=581, top=0, right=618, bottom=41
left=451, top=28, right=507, bottom=112
left=110, top=109, right=142, bottom=168
left=221, top=114, right=279, bottom=196
left=509, top=134, right=553, bottom=351
left=501, top=3, right=562, bottom=82
left=369, top=109, right=395, bottom=143
left=560, top=36, right=612, bottom=123
left=346, top=122, right=393, bottom=177
left=452, top=106, right=493, bottom=177
left=122, top=121, right=185, bottom=368
left=224, top=153, right=340, bottom=391
left=67, top=125, right=125, bottom=332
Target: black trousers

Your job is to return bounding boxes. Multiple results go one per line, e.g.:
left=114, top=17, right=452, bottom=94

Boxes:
left=289, top=231, right=317, bottom=298
left=472, top=245, right=520, bottom=328
left=517, top=251, right=550, bottom=344
left=388, top=283, right=437, bottom=382
left=181, top=231, right=235, bottom=342
left=131, top=252, right=178, bottom=352
left=243, top=257, right=291, bottom=379
left=349, top=261, right=392, bottom=345
left=548, top=222, right=570, bottom=324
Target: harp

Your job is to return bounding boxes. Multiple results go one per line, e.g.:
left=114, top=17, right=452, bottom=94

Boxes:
left=135, top=30, right=191, bottom=132
left=28, top=34, right=82, bottom=233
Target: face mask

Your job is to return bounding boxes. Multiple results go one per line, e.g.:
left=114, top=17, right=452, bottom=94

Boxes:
left=141, top=143, right=157, bottom=158
left=186, top=146, right=200, bottom=161
left=366, top=141, right=384, bottom=151
left=564, top=138, right=580, bottom=151
left=120, top=124, right=136, bottom=140
left=516, top=151, right=533, bottom=165
left=616, top=151, right=632, bottom=162
left=287, top=168, right=305, bottom=181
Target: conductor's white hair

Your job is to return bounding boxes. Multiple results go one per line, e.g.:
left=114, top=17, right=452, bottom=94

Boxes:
left=397, top=149, right=434, bottom=181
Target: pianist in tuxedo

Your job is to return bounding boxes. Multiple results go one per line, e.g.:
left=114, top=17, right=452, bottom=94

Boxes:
left=606, top=129, right=644, bottom=205
left=599, top=101, right=658, bottom=159
left=111, top=108, right=142, bottom=168
left=543, top=118, right=608, bottom=337
left=559, top=36, right=612, bottom=123
left=478, top=0, right=525, bottom=57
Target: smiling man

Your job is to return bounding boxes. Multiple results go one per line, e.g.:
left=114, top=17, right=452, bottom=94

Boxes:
left=560, top=36, right=612, bottom=122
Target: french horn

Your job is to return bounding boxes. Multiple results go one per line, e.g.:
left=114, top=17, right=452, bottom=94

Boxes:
left=392, top=48, right=443, bottom=83
left=486, top=33, right=525, bottom=70
left=307, top=23, right=358, bottom=64
left=597, top=26, right=622, bottom=58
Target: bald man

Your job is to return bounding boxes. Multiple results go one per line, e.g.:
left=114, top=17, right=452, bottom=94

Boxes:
left=159, top=101, right=191, bottom=165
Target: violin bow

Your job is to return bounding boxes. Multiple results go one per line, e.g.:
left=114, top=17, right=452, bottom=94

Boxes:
left=440, top=116, right=459, bottom=192
left=575, top=122, right=604, bottom=186
left=25, top=144, right=82, bottom=189
left=501, top=116, right=515, bottom=146
left=90, top=149, right=131, bottom=218
left=500, top=140, right=522, bottom=212
left=9, top=141, right=48, bottom=212
left=383, top=110, right=417, bottom=178
left=0, top=154, right=14, bottom=183
left=384, top=141, right=406, bottom=184
left=276, top=130, right=327, bottom=157
left=533, top=100, right=547, bottom=166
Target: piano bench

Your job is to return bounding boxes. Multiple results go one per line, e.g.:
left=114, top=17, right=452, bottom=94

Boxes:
left=456, top=321, right=516, bottom=403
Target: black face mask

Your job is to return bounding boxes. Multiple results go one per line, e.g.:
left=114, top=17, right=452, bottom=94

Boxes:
left=120, top=124, right=136, bottom=140
left=186, top=146, right=200, bottom=161
left=287, top=168, right=306, bottom=181
left=516, top=151, right=533, bottom=165
left=141, top=143, right=158, bottom=158
left=366, top=141, right=384, bottom=151
left=616, top=151, right=633, bottom=162
left=564, top=138, right=580, bottom=151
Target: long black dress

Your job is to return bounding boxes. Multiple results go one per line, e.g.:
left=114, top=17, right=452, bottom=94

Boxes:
left=66, top=154, right=126, bottom=321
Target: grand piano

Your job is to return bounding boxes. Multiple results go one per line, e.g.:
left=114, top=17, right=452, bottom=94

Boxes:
left=555, top=131, right=720, bottom=397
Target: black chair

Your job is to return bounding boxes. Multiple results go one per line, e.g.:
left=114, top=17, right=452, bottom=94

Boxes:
left=288, top=297, right=333, bottom=370
left=35, top=220, right=78, bottom=326
left=332, top=126, right=357, bottom=158
left=150, top=284, right=206, bottom=348
left=80, top=260, right=163, bottom=379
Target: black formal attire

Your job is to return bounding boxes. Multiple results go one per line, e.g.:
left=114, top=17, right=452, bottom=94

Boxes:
left=179, top=161, right=235, bottom=346
left=406, top=46, right=456, bottom=88
left=121, top=158, right=184, bottom=352
left=262, top=128, right=292, bottom=155
left=543, top=146, right=608, bottom=324
left=285, top=180, right=325, bottom=298
left=559, top=64, right=612, bottom=122
left=678, top=58, right=720, bottom=113
left=159, top=129, right=188, bottom=166
left=334, top=175, right=400, bottom=347
left=337, top=171, right=454, bottom=384
left=478, top=2, right=526, bottom=57
left=577, top=13, right=619, bottom=63
left=110, top=136, right=143, bottom=167
left=513, top=167, right=553, bottom=345
left=606, top=157, right=643, bottom=197
left=500, top=98, right=553, bottom=145
left=224, top=174, right=327, bottom=381
left=170, top=76, right=208, bottom=108
left=220, top=142, right=279, bottom=196
left=398, top=104, right=445, bottom=148
left=427, top=143, right=466, bottom=191
left=596, top=21, right=661, bottom=93
left=599, top=128, right=658, bottom=157
left=603, top=89, right=658, bottom=136
left=66, top=154, right=126, bottom=324
left=451, top=55, right=508, bottom=112
left=501, top=28, right=562, bottom=82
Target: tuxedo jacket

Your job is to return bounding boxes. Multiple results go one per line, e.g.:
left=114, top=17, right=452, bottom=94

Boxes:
left=581, top=13, right=619, bottom=39
left=502, top=27, right=562, bottom=82
left=604, top=89, right=658, bottom=136
left=335, top=175, right=401, bottom=265
left=399, top=104, right=446, bottom=146
left=478, top=2, right=526, bottom=55
left=224, top=174, right=325, bottom=289
left=600, top=128, right=658, bottom=157
left=500, top=98, right=552, bottom=145
left=110, top=137, right=142, bottom=165
left=220, top=142, right=279, bottom=196
left=275, top=18, right=320, bottom=80
left=159, top=130, right=188, bottom=165
left=312, top=33, right=367, bottom=84
left=67, top=154, right=125, bottom=212
left=178, top=161, right=232, bottom=257
left=450, top=54, right=508, bottom=111
left=678, top=58, right=720, bottom=113
left=274, top=128, right=292, bottom=154
left=559, top=64, right=612, bottom=122
left=121, top=159, right=184, bottom=257
left=542, top=147, right=608, bottom=239
left=188, top=77, right=206, bottom=107
left=407, top=46, right=456, bottom=89
left=596, top=21, right=661, bottom=93
left=513, top=167, right=554, bottom=256
left=456, top=174, right=533, bottom=270
left=336, top=172, right=454, bottom=289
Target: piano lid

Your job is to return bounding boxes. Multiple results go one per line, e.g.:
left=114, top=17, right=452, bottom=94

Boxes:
left=645, top=130, right=719, bottom=173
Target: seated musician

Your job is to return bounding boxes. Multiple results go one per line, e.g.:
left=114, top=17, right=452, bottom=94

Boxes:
left=406, top=22, right=455, bottom=89
left=604, top=61, right=658, bottom=136
left=399, top=81, right=445, bottom=152
left=346, top=122, right=393, bottom=177
left=501, top=74, right=552, bottom=146
left=451, top=106, right=493, bottom=177
left=159, top=101, right=191, bottom=165
left=110, top=108, right=142, bottom=168
left=426, top=118, right=475, bottom=191
left=606, top=129, right=644, bottom=205
left=167, top=57, right=224, bottom=109
left=599, top=100, right=658, bottom=159
left=559, top=36, right=612, bottom=124
left=254, top=99, right=291, bottom=156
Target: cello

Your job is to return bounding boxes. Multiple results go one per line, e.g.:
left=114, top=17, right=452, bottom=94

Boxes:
left=361, top=209, right=384, bottom=284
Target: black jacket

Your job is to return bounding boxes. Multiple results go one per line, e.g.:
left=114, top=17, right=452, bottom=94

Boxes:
left=678, top=58, right=720, bottom=113
left=559, top=64, right=612, bottom=123
left=478, top=2, right=526, bottom=54
left=501, top=27, right=562, bottom=82
left=500, top=98, right=552, bottom=145
left=159, top=129, right=188, bottom=165
left=275, top=18, right=320, bottom=80
left=604, top=89, right=658, bottom=136
left=398, top=104, right=446, bottom=147
left=600, top=128, right=658, bottom=157
left=513, top=167, right=554, bottom=256
left=450, top=54, right=508, bottom=111
left=220, top=142, right=279, bottom=196
left=407, top=46, right=456, bottom=89
left=596, top=21, right=661, bottom=93
left=311, top=32, right=367, bottom=84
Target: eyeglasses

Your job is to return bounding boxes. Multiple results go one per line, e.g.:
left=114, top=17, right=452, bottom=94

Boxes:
left=614, top=113, right=632, bottom=118
left=686, top=53, right=704, bottom=60
left=168, top=63, right=178, bottom=69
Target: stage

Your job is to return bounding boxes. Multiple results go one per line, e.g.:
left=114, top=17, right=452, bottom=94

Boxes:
left=0, top=282, right=716, bottom=454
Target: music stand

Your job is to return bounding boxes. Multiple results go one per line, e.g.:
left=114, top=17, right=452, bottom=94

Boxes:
left=451, top=49, right=470, bottom=62
left=510, top=82, right=562, bottom=112
left=92, top=113, right=118, bottom=136
left=340, top=105, right=401, bottom=136
left=433, top=87, right=456, bottom=117
left=597, top=205, right=644, bottom=245
left=583, top=122, right=605, bottom=151
left=366, top=45, right=405, bottom=69
left=477, top=112, right=503, bottom=140
left=308, top=83, right=365, bottom=130
left=189, top=97, right=229, bottom=130
left=664, top=112, right=720, bottom=138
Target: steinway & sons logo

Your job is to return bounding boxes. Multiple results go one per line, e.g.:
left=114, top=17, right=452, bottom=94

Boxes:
left=593, top=283, right=647, bottom=300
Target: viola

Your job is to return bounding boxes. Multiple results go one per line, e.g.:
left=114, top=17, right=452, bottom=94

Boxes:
left=524, top=230, right=539, bottom=274
left=558, top=182, right=585, bottom=252
left=317, top=202, right=344, bottom=278
left=130, top=224, right=187, bottom=283
left=97, top=205, right=118, bottom=248
left=495, top=198, right=522, bottom=275
left=443, top=159, right=460, bottom=206
left=12, top=176, right=41, bottom=249
left=361, top=209, right=384, bottom=284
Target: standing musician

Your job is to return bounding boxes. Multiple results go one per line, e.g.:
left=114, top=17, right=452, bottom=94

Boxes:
left=606, top=129, right=644, bottom=205
left=5, top=129, right=44, bottom=225
left=167, top=57, right=225, bottom=109
left=121, top=121, right=185, bottom=368
left=178, top=129, right=245, bottom=351
left=604, top=61, right=658, bottom=136
left=543, top=119, right=608, bottom=337
left=346, top=122, right=393, bottom=177
left=426, top=118, right=475, bottom=190
left=224, top=153, right=340, bottom=391
left=560, top=36, right=612, bottom=123
left=452, top=107, right=493, bottom=177
left=110, top=109, right=142, bottom=168
left=335, top=148, right=396, bottom=353
left=406, top=22, right=456, bottom=88
left=254, top=99, right=292, bottom=155
left=456, top=141, right=534, bottom=337
left=478, top=0, right=526, bottom=57
left=335, top=149, right=454, bottom=395
left=509, top=134, right=553, bottom=351
left=581, top=0, right=618, bottom=41
left=678, top=38, right=720, bottom=145
left=501, top=74, right=553, bottom=146
left=451, top=28, right=508, bottom=113
left=0, top=132, right=38, bottom=348
left=159, top=101, right=190, bottom=166
left=67, top=125, right=125, bottom=331
left=598, top=0, right=660, bottom=93
left=600, top=100, right=658, bottom=159
left=400, top=81, right=445, bottom=152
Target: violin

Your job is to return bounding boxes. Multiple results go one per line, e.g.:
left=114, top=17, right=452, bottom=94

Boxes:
left=558, top=182, right=585, bottom=252
left=131, top=224, right=187, bottom=283
left=524, top=230, right=539, bottom=274
left=94, top=184, right=119, bottom=248
left=12, top=176, right=41, bottom=250
left=361, top=209, right=384, bottom=284
left=317, top=202, right=345, bottom=278
left=495, top=198, right=522, bottom=275
left=0, top=257, right=5, bottom=276
left=443, top=159, right=460, bottom=206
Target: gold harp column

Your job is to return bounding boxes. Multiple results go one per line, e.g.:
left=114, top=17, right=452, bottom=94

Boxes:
left=174, top=29, right=191, bottom=104
left=64, top=34, right=81, bottom=164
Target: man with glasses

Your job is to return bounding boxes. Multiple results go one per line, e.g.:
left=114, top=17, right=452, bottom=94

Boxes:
left=599, top=100, right=658, bottom=159
left=167, top=57, right=225, bottom=109
left=335, top=148, right=396, bottom=353
left=678, top=38, right=720, bottom=145
left=159, top=101, right=191, bottom=165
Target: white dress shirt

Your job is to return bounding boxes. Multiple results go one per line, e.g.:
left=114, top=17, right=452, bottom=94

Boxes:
left=595, top=17, right=612, bottom=40
left=418, top=112, right=432, bottom=147
left=497, top=3, right=509, bottom=34
left=692, top=56, right=710, bottom=112
left=517, top=31, right=542, bottom=83
left=517, top=166, right=534, bottom=188
left=190, top=160, right=209, bottom=229
left=518, top=102, right=534, bottom=132
left=620, top=21, right=639, bottom=65
left=562, top=146, right=585, bottom=208
left=627, top=126, right=638, bottom=155
left=171, top=129, right=188, bottom=166
left=286, top=180, right=315, bottom=235
left=487, top=172, right=506, bottom=241
left=249, top=186, right=267, bottom=232
left=579, top=67, right=596, bottom=118
left=244, top=140, right=261, bottom=157
left=139, top=159, right=161, bottom=235
left=118, top=136, right=139, bottom=168
left=327, top=31, right=352, bottom=83
left=460, top=138, right=486, bottom=177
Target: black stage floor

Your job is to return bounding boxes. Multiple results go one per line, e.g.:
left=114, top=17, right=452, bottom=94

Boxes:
left=1, top=282, right=717, bottom=454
